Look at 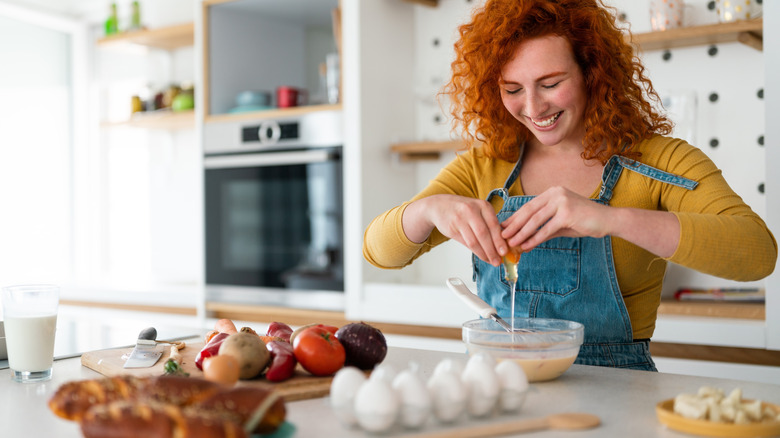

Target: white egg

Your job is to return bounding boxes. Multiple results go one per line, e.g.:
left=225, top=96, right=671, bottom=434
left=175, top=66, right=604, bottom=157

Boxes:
left=329, top=367, right=367, bottom=426
left=469, top=352, right=497, bottom=367
left=427, top=368, right=467, bottom=423
left=495, top=360, right=529, bottom=412
left=353, top=374, right=400, bottom=433
left=371, top=363, right=397, bottom=384
left=432, top=357, right=465, bottom=379
left=392, top=368, right=432, bottom=429
left=461, top=358, right=500, bottom=417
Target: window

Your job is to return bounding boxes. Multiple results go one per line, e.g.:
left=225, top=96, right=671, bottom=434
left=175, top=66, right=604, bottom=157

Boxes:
left=0, top=4, right=86, bottom=286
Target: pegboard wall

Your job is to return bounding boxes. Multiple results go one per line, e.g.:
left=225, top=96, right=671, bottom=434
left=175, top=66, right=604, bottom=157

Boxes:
left=407, top=0, right=767, bottom=293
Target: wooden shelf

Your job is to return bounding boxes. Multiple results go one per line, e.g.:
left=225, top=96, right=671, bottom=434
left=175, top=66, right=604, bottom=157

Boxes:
left=97, top=22, right=194, bottom=50
left=402, top=0, right=438, bottom=6
left=204, top=103, right=342, bottom=124
left=102, top=109, right=195, bottom=130
left=390, top=140, right=465, bottom=161
left=631, top=19, right=763, bottom=52
left=657, top=299, right=765, bottom=320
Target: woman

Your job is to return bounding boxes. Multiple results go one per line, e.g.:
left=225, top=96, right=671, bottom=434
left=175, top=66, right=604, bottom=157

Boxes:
left=363, top=0, right=777, bottom=370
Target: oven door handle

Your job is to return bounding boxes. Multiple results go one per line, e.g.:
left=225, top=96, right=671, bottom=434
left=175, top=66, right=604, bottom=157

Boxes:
left=203, top=149, right=338, bottom=169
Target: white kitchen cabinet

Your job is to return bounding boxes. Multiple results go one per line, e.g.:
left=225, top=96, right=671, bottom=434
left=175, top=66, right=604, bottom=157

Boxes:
left=342, top=0, right=780, bottom=356
left=341, top=0, right=477, bottom=328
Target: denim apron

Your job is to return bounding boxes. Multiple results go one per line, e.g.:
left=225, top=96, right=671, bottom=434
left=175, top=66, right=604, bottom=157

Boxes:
left=472, top=154, right=697, bottom=370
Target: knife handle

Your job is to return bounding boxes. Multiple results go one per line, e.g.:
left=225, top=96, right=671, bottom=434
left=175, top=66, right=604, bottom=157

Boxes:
left=138, top=327, right=157, bottom=341
left=446, top=277, right=498, bottom=319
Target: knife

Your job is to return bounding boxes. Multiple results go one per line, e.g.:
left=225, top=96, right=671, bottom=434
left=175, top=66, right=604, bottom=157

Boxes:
left=123, top=327, right=163, bottom=368
left=446, top=277, right=513, bottom=332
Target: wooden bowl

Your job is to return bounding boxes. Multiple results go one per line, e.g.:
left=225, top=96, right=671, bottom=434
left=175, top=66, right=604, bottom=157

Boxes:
left=656, top=399, right=780, bottom=437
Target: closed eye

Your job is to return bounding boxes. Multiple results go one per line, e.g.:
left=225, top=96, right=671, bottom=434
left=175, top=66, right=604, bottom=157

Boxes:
left=542, top=81, right=561, bottom=89
left=504, top=88, right=522, bottom=95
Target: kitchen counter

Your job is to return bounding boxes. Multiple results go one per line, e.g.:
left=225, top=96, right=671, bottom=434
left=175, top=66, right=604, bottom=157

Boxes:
left=0, top=305, right=202, bottom=370
left=2, top=346, right=779, bottom=437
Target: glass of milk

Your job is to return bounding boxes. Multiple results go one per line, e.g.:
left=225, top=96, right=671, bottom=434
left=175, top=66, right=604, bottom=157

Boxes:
left=1, top=284, right=59, bottom=383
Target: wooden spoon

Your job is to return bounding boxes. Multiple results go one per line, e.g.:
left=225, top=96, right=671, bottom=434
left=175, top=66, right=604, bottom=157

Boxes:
left=406, top=412, right=600, bottom=438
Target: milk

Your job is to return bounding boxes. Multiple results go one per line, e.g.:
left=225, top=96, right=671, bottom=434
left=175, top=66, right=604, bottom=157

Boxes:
left=4, top=314, right=57, bottom=372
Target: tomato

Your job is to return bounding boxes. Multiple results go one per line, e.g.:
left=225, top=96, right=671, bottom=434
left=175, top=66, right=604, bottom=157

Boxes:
left=293, top=326, right=345, bottom=376
left=319, top=324, right=339, bottom=335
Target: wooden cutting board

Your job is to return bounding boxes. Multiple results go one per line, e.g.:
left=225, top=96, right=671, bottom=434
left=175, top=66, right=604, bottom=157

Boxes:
left=81, top=339, right=338, bottom=402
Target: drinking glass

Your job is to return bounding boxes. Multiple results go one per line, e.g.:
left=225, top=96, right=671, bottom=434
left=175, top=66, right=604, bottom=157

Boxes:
left=1, top=284, right=59, bottom=382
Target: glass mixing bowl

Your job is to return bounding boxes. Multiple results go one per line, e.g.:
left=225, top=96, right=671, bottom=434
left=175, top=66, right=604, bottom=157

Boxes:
left=462, top=318, right=584, bottom=382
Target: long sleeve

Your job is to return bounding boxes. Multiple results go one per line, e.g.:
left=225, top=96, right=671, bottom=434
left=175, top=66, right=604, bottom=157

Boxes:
left=628, top=136, right=777, bottom=281
left=363, top=147, right=515, bottom=269
left=610, top=136, right=776, bottom=338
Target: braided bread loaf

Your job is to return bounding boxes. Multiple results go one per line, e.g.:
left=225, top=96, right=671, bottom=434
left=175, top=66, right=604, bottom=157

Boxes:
left=48, top=375, right=285, bottom=437
left=80, top=401, right=247, bottom=438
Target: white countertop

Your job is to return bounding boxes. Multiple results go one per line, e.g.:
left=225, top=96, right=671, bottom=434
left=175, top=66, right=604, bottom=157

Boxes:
left=2, top=345, right=780, bottom=438
left=0, top=305, right=202, bottom=370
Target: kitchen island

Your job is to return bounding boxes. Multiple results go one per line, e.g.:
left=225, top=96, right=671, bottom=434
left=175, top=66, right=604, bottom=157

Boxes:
left=2, top=345, right=779, bottom=437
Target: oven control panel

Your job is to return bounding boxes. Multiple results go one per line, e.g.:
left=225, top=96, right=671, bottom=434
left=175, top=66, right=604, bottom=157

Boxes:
left=242, top=121, right=299, bottom=144
left=203, top=109, right=343, bottom=155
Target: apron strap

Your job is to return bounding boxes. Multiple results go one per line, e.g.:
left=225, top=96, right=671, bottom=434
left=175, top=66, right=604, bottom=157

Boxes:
left=597, top=155, right=624, bottom=203
left=488, top=143, right=525, bottom=203
left=598, top=155, right=699, bottom=203
left=617, top=157, right=698, bottom=190
left=502, top=154, right=524, bottom=190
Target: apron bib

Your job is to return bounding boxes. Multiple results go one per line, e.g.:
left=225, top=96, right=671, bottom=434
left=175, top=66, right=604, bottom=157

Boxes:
left=472, top=154, right=697, bottom=370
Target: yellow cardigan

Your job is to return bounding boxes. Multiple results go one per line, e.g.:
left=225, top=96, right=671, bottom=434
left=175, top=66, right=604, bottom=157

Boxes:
left=363, top=135, right=777, bottom=339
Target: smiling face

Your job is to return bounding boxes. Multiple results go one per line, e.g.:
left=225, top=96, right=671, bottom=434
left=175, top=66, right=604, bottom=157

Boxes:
left=500, top=35, right=587, bottom=150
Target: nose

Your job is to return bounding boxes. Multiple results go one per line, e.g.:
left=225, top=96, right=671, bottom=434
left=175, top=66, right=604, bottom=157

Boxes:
left=523, top=89, right=548, bottom=119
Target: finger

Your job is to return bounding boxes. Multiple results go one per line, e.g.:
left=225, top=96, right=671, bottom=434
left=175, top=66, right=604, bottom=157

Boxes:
left=501, top=196, right=545, bottom=238
left=458, top=218, right=501, bottom=267
left=456, top=228, right=495, bottom=266
left=509, top=203, right=558, bottom=249
left=518, top=215, right=560, bottom=250
left=480, top=204, right=508, bottom=265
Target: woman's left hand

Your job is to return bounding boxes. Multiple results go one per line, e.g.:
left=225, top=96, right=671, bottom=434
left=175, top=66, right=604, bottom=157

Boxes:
left=500, top=186, right=611, bottom=251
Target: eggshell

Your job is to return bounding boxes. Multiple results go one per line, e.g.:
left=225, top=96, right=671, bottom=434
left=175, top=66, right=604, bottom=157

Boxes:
left=353, top=374, right=400, bottom=432
left=329, top=366, right=367, bottom=426
left=432, top=358, right=465, bottom=379
left=495, top=360, right=529, bottom=412
left=392, top=368, right=432, bottom=429
left=462, top=357, right=500, bottom=417
left=371, top=363, right=397, bottom=384
left=427, top=368, right=467, bottom=423
left=470, top=352, right=497, bottom=367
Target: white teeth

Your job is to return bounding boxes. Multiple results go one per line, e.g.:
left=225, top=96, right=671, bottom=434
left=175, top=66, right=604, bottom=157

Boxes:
left=533, top=112, right=561, bottom=128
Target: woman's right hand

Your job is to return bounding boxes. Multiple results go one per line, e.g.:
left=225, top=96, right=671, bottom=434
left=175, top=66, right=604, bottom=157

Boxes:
left=402, top=194, right=508, bottom=266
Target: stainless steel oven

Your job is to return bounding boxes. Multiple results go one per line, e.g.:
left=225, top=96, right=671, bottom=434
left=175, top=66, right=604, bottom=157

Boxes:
left=203, top=110, right=344, bottom=310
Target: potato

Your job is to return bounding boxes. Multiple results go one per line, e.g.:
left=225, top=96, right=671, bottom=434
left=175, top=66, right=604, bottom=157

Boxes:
left=218, top=332, right=270, bottom=379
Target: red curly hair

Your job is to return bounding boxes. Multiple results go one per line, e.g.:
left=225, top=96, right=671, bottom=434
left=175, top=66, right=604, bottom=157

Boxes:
left=443, top=0, right=672, bottom=164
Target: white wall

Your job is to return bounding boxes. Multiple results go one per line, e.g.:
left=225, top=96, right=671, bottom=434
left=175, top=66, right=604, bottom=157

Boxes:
left=762, top=0, right=780, bottom=351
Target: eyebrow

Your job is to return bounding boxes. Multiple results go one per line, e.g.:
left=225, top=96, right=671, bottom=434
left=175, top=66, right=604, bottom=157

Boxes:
left=501, top=71, right=567, bottom=85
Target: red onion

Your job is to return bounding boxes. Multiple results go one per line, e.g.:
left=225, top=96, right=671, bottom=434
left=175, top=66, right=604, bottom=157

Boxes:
left=335, top=322, right=388, bottom=370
